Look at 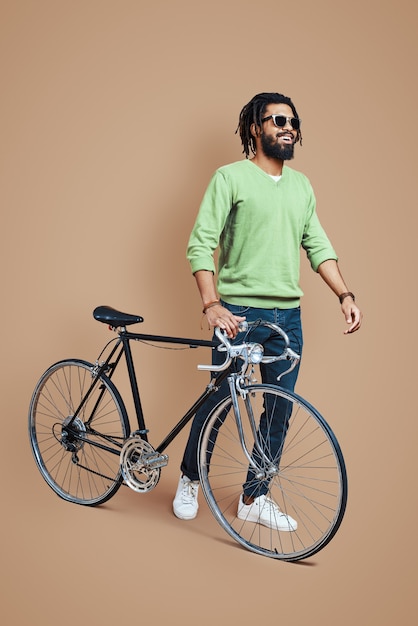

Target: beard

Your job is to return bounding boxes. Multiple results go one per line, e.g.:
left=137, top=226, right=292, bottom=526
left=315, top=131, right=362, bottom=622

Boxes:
left=260, top=132, right=295, bottom=160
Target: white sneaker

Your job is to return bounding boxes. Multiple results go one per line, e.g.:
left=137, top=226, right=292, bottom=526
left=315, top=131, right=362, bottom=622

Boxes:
left=237, top=494, right=297, bottom=531
left=173, top=474, right=199, bottom=520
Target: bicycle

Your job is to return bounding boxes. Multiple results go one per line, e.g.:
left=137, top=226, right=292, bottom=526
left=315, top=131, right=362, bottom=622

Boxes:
left=28, top=305, right=347, bottom=561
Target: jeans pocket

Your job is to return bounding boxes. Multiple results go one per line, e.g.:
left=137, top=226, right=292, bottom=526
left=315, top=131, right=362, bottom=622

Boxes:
left=221, top=300, right=251, bottom=316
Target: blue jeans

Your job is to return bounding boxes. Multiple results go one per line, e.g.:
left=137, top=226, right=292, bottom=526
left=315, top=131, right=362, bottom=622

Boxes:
left=180, top=303, right=303, bottom=494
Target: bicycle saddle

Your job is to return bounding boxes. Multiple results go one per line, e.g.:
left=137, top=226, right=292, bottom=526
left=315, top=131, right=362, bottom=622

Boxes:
left=93, top=306, right=144, bottom=327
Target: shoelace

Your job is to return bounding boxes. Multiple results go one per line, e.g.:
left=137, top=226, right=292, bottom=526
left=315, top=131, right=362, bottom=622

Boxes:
left=181, top=481, right=198, bottom=503
left=261, top=497, right=286, bottom=518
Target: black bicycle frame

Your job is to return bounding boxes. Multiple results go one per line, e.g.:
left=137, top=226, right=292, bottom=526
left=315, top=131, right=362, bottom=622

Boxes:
left=67, top=328, right=229, bottom=456
left=121, top=329, right=230, bottom=453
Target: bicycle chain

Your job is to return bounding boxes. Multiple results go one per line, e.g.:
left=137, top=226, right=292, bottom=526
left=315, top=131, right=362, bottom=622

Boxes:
left=70, top=429, right=127, bottom=485
left=71, top=454, right=126, bottom=485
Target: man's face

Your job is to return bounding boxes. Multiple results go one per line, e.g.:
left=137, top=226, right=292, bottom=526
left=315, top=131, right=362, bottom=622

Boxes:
left=259, top=103, right=298, bottom=160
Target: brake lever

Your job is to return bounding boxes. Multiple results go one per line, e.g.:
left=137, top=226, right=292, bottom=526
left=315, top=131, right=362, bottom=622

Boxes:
left=275, top=348, right=301, bottom=382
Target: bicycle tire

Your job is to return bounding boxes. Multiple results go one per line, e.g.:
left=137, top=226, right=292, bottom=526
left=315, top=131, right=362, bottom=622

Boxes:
left=198, top=383, right=347, bottom=561
left=29, top=359, right=130, bottom=506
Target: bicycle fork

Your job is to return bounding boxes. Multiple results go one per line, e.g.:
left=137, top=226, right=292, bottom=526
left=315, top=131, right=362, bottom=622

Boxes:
left=227, top=374, right=278, bottom=480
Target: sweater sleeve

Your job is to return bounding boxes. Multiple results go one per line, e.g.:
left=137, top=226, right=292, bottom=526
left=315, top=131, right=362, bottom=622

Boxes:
left=187, top=170, right=233, bottom=274
left=302, top=187, right=338, bottom=271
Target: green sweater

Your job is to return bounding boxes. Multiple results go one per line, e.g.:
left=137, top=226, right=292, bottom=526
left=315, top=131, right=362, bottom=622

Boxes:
left=187, top=160, right=338, bottom=309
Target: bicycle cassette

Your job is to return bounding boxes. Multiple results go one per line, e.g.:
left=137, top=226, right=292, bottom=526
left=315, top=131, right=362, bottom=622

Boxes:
left=120, top=436, right=168, bottom=493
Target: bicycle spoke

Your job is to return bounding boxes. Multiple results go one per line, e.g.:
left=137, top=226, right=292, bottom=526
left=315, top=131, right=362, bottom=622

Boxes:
left=29, top=360, right=130, bottom=506
left=199, top=384, right=347, bottom=561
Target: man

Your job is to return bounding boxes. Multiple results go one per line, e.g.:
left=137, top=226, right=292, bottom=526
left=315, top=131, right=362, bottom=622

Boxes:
left=173, top=92, right=362, bottom=529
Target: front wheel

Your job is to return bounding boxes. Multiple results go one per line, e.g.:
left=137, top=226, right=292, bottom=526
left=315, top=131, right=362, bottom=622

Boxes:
left=198, top=384, right=347, bottom=561
left=29, top=359, right=130, bottom=506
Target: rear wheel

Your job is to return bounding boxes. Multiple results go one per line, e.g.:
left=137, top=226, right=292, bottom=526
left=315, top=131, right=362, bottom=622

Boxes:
left=29, top=359, right=130, bottom=505
left=199, top=384, right=347, bottom=561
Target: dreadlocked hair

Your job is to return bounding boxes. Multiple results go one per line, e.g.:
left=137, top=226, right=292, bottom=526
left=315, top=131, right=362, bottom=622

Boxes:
left=236, top=92, right=303, bottom=158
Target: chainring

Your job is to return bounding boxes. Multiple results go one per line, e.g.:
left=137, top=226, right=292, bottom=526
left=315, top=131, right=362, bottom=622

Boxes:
left=120, top=436, right=165, bottom=493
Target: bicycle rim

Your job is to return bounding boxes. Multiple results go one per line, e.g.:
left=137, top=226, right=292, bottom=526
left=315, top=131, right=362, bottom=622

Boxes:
left=199, top=384, right=347, bottom=561
left=29, top=359, right=130, bottom=506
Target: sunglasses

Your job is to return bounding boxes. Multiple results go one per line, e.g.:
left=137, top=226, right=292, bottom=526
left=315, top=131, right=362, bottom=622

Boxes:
left=261, top=115, right=301, bottom=131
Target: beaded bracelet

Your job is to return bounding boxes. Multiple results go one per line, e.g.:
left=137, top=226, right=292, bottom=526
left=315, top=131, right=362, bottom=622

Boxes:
left=339, top=292, right=355, bottom=304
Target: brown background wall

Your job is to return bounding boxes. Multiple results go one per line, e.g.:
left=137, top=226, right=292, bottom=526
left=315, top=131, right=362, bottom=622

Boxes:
left=1, top=1, right=416, bottom=624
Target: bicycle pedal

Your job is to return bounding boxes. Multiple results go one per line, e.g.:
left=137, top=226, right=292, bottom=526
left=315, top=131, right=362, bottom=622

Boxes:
left=143, top=453, right=169, bottom=470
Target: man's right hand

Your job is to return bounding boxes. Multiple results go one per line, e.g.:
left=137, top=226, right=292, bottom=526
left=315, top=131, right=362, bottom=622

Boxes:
left=204, top=303, right=246, bottom=338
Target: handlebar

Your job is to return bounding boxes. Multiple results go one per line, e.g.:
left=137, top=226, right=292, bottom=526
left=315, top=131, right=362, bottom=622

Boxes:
left=198, top=320, right=300, bottom=382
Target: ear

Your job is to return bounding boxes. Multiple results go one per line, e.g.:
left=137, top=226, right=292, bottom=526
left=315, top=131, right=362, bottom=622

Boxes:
left=250, top=122, right=260, bottom=138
